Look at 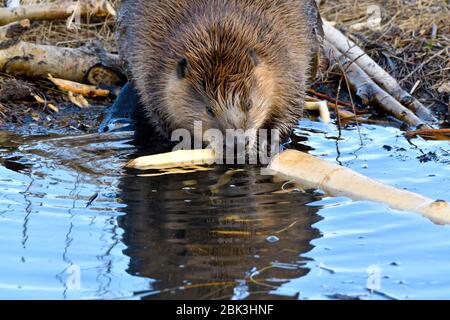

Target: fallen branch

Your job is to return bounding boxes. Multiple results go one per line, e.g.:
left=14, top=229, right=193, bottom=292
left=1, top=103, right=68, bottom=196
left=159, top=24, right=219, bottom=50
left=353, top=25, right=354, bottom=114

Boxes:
left=268, top=150, right=450, bottom=225
left=323, top=40, right=430, bottom=129
left=336, top=109, right=367, bottom=123
left=307, top=88, right=353, bottom=108
left=48, top=74, right=110, bottom=97
left=0, top=0, right=115, bottom=26
left=406, top=128, right=450, bottom=140
left=322, top=20, right=437, bottom=123
left=0, top=39, right=121, bottom=83
left=0, top=19, right=30, bottom=40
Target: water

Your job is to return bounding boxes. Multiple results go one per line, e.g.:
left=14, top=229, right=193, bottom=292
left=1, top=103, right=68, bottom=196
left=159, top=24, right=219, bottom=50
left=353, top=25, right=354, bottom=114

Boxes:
left=0, top=120, right=449, bottom=300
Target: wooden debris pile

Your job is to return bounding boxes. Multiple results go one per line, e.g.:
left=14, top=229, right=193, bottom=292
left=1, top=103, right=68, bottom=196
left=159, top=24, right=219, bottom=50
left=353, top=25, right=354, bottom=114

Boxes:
left=0, top=0, right=448, bottom=140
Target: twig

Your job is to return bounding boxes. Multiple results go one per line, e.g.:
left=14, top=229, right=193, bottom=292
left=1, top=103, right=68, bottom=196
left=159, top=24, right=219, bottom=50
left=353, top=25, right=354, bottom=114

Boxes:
left=406, top=128, right=450, bottom=140
left=48, top=74, right=110, bottom=97
left=402, top=47, right=448, bottom=83
left=307, top=88, right=353, bottom=108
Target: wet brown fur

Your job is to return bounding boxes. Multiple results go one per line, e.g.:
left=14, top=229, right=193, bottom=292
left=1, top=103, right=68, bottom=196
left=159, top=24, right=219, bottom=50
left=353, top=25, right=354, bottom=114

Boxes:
left=117, top=0, right=323, bottom=141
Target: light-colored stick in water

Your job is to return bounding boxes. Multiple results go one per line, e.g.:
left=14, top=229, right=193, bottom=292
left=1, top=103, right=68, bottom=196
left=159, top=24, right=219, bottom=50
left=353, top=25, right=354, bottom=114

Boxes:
left=126, top=149, right=450, bottom=224
left=267, top=149, right=450, bottom=225
left=125, top=149, right=217, bottom=171
left=304, top=101, right=331, bottom=123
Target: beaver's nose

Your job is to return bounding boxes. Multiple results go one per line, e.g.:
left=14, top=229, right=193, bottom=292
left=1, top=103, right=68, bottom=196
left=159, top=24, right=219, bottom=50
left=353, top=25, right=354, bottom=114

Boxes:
left=222, top=135, right=257, bottom=164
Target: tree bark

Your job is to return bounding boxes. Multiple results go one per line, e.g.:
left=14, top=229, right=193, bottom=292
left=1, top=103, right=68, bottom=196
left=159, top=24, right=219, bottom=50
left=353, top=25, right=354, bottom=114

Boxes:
left=0, top=39, right=121, bottom=83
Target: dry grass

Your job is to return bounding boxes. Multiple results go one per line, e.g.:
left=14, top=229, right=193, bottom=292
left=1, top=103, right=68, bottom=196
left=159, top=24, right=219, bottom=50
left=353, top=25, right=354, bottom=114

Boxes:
left=3, top=0, right=119, bottom=51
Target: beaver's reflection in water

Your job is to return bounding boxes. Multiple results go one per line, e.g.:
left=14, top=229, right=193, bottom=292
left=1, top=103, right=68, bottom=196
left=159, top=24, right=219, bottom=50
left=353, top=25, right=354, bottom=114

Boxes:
left=118, top=165, right=323, bottom=299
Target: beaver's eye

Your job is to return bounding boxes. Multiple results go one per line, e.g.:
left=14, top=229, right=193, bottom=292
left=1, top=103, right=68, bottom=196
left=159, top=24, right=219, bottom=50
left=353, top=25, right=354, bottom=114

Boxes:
left=176, top=57, right=188, bottom=79
left=206, top=106, right=215, bottom=116
left=243, top=101, right=252, bottom=112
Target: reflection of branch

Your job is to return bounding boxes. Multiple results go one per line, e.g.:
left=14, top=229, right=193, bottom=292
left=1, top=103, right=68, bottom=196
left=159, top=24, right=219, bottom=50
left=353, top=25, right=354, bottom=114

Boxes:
left=96, top=217, right=121, bottom=296
left=20, top=176, right=34, bottom=250
left=248, top=265, right=277, bottom=289
left=129, top=281, right=237, bottom=300
left=58, top=172, right=81, bottom=299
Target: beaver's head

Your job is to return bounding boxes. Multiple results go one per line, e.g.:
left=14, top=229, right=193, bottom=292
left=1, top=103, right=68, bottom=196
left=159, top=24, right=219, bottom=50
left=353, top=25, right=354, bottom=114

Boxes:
left=160, top=25, right=303, bottom=156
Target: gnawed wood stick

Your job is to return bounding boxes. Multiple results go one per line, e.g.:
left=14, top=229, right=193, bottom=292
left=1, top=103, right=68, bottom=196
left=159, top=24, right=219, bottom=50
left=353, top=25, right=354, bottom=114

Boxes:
left=0, top=19, right=30, bottom=40
left=322, top=20, right=437, bottom=123
left=32, top=93, right=59, bottom=112
left=126, top=149, right=218, bottom=170
left=0, top=0, right=115, bottom=26
left=323, top=40, right=430, bottom=129
left=48, top=74, right=110, bottom=97
left=268, top=149, right=450, bottom=225
left=0, top=39, right=121, bottom=82
left=305, top=101, right=331, bottom=123
left=127, top=148, right=450, bottom=224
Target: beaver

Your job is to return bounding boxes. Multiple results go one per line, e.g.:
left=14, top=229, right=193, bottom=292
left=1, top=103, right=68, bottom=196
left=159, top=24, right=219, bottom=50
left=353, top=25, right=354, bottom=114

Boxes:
left=115, top=0, right=323, bottom=150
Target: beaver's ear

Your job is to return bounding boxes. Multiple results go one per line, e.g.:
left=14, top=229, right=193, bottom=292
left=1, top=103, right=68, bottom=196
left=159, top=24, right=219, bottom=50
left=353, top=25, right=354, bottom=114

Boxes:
left=247, top=48, right=259, bottom=67
left=176, top=57, right=189, bottom=79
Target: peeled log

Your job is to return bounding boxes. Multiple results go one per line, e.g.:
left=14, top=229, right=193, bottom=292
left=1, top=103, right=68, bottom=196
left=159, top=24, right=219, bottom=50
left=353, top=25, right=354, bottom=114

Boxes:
left=0, top=39, right=120, bottom=82
left=126, top=149, right=218, bottom=171
left=322, top=20, right=437, bottom=123
left=323, top=40, right=429, bottom=129
left=268, top=150, right=450, bottom=225
left=305, top=101, right=331, bottom=123
left=126, top=148, right=450, bottom=224
left=48, top=74, right=110, bottom=97
left=0, top=0, right=115, bottom=25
